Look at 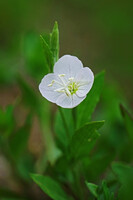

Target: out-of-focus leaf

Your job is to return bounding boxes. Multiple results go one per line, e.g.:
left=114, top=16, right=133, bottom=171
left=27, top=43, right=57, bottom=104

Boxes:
left=18, top=76, right=61, bottom=165
left=86, top=180, right=115, bottom=200
left=0, top=52, right=17, bottom=85
left=39, top=103, right=62, bottom=166
left=98, top=181, right=115, bottom=200
left=40, top=35, right=54, bottom=72
left=77, top=71, right=105, bottom=129
left=69, top=121, right=104, bottom=159
left=31, top=174, right=74, bottom=200
left=112, top=163, right=133, bottom=200
left=86, top=182, right=98, bottom=198
left=0, top=188, right=22, bottom=199
left=120, top=104, right=133, bottom=143
left=16, top=154, right=35, bottom=181
left=100, top=83, right=123, bottom=123
left=17, top=75, right=41, bottom=114
left=9, top=113, right=32, bottom=160
left=0, top=105, right=15, bottom=137
left=23, top=32, right=48, bottom=81
left=100, top=181, right=114, bottom=200
left=85, top=150, right=115, bottom=181
left=50, top=21, right=59, bottom=64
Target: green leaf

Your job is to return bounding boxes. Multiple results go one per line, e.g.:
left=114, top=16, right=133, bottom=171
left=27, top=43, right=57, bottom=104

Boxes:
left=101, top=181, right=110, bottom=200
left=18, top=76, right=61, bottom=165
left=0, top=105, right=15, bottom=137
left=40, top=35, right=54, bottom=72
left=50, top=21, right=59, bottom=64
left=85, top=150, right=115, bottom=181
left=77, top=71, right=105, bottom=129
left=9, top=113, right=32, bottom=160
left=23, top=32, right=48, bottom=81
left=54, top=108, right=74, bottom=149
left=16, top=154, right=35, bottom=181
left=17, top=75, right=41, bottom=114
left=120, top=104, right=133, bottom=143
left=86, top=182, right=98, bottom=198
left=31, top=174, right=73, bottom=200
left=112, top=163, right=133, bottom=200
left=86, top=180, right=115, bottom=200
left=69, top=121, right=104, bottom=159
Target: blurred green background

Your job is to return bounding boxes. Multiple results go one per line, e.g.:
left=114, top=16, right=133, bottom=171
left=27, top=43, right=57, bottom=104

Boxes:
left=0, top=0, right=133, bottom=199
left=0, top=0, right=133, bottom=103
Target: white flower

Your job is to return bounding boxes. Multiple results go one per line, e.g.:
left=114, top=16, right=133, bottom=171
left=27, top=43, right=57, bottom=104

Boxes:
left=39, top=55, right=94, bottom=108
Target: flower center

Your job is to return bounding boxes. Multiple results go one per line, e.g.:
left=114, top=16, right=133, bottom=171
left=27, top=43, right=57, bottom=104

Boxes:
left=47, top=74, right=79, bottom=96
left=68, top=82, right=78, bottom=95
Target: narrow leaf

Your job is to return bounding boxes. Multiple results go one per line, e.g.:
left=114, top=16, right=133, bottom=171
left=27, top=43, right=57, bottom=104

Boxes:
left=77, top=71, right=105, bottom=129
left=120, top=104, right=133, bottom=143
left=50, top=21, right=59, bottom=64
left=86, top=182, right=98, bottom=198
left=40, top=35, right=54, bottom=72
left=31, top=174, right=73, bottom=200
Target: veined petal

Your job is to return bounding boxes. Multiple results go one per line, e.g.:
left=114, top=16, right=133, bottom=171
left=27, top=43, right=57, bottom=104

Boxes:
left=72, top=94, right=86, bottom=108
left=39, top=73, right=63, bottom=103
left=56, top=93, right=86, bottom=108
left=53, top=55, right=83, bottom=78
left=76, top=67, right=94, bottom=97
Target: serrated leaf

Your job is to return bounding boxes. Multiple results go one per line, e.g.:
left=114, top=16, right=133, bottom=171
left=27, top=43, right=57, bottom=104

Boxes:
left=77, top=71, right=105, bottom=129
left=31, top=174, right=73, bottom=200
left=69, top=121, right=104, bottom=159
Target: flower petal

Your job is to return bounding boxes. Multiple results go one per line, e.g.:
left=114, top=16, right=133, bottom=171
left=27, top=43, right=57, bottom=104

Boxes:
left=56, top=93, right=86, bottom=108
left=39, top=73, right=63, bottom=103
left=75, top=67, right=94, bottom=97
left=53, top=55, right=83, bottom=78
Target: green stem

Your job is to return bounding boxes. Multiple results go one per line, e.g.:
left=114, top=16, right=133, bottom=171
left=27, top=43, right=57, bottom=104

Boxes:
left=72, top=107, right=77, bottom=129
left=72, top=167, right=84, bottom=200
left=58, top=107, right=70, bottom=139
left=39, top=102, right=61, bottom=166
